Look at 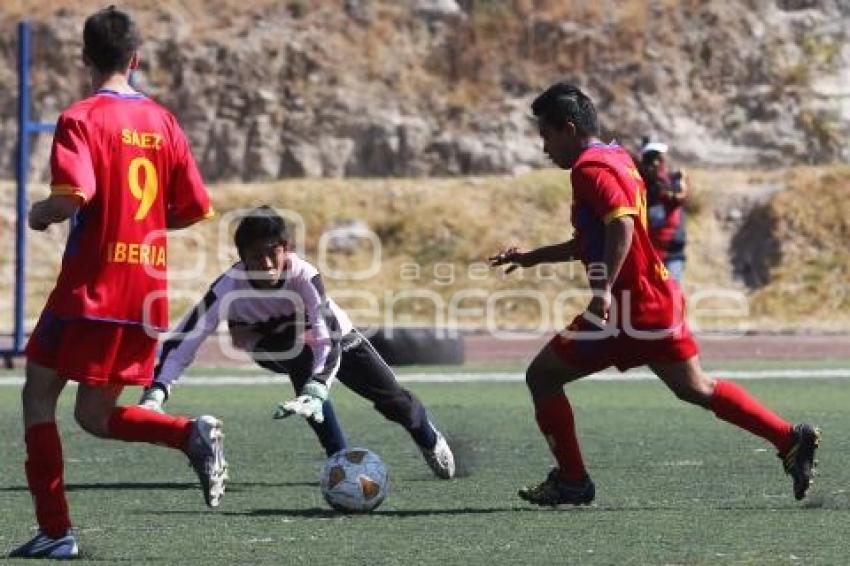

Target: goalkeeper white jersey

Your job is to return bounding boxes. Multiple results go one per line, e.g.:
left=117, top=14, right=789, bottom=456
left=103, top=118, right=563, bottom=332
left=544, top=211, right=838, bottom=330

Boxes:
left=154, top=254, right=353, bottom=386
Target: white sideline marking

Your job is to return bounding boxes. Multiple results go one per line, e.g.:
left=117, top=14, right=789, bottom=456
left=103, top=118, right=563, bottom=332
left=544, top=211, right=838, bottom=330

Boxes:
left=1, top=368, right=850, bottom=386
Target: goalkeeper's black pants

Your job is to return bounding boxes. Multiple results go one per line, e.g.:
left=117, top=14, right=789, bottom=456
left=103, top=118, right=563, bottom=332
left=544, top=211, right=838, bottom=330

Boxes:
left=254, top=330, right=436, bottom=450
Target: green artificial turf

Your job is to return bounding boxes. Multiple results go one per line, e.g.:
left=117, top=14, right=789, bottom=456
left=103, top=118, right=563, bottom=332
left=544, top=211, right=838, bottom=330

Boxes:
left=1, top=378, right=848, bottom=564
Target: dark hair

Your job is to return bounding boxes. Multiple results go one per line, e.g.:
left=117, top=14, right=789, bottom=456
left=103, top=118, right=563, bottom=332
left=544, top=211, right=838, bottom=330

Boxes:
left=83, top=6, right=141, bottom=74
left=531, top=82, right=599, bottom=136
left=234, top=206, right=289, bottom=250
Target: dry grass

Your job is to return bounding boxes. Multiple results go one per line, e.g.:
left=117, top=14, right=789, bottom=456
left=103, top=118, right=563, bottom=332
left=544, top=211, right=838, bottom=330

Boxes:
left=748, top=166, right=850, bottom=328
left=185, top=170, right=586, bottom=327
left=0, top=170, right=585, bottom=330
left=3, top=165, right=849, bottom=333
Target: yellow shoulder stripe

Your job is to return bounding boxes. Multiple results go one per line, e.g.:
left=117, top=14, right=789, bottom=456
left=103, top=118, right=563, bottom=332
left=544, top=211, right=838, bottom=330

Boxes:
left=50, top=184, right=88, bottom=201
left=603, top=206, right=638, bottom=224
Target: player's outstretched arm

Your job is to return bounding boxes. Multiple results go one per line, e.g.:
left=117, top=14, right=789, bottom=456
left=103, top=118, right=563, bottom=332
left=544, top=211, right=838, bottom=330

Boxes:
left=140, top=288, right=222, bottom=413
left=489, top=239, right=578, bottom=273
left=28, top=194, right=83, bottom=231
left=273, top=270, right=341, bottom=423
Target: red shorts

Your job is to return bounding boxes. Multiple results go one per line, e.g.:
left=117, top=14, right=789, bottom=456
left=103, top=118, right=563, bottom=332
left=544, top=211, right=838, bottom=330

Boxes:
left=25, top=312, right=157, bottom=386
left=549, top=314, right=699, bottom=373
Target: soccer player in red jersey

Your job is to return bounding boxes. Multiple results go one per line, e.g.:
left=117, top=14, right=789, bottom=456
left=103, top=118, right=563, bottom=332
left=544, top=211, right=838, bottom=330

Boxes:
left=489, top=82, right=820, bottom=506
left=11, top=7, right=226, bottom=559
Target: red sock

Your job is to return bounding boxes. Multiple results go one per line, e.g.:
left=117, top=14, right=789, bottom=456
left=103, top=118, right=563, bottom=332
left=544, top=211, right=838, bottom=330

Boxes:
left=534, top=394, right=587, bottom=481
left=107, top=406, right=193, bottom=451
left=24, top=422, right=71, bottom=539
left=710, top=379, right=794, bottom=453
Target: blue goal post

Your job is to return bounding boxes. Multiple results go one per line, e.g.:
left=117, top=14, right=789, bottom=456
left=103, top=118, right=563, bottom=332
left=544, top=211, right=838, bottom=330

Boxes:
left=2, top=22, right=57, bottom=367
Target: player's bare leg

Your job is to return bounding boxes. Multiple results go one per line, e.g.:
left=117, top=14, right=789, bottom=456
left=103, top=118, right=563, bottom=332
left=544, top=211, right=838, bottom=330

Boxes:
left=525, top=341, right=593, bottom=398
left=21, top=362, right=66, bottom=428
left=649, top=356, right=714, bottom=407
left=11, top=362, right=79, bottom=559
left=74, top=382, right=123, bottom=437
left=651, top=356, right=820, bottom=500
left=519, top=342, right=596, bottom=506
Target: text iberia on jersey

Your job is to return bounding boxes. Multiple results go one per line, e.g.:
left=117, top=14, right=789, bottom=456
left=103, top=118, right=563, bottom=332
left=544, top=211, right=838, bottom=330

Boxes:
left=106, top=242, right=166, bottom=266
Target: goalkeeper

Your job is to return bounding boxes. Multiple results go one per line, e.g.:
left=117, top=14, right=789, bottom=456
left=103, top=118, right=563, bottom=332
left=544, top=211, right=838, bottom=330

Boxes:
left=140, top=205, right=455, bottom=479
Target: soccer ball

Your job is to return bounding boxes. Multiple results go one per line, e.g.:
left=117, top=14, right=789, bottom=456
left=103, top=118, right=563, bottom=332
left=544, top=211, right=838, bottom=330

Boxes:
left=320, top=448, right=389, bottom=513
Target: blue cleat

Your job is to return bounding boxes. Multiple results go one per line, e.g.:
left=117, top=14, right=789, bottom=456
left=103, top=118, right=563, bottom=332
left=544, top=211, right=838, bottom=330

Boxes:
left=518, top=468, right=595, bottom=506
left=780, top=423, right=821, bottom=501
left=8, top=529, right=79, bottom=559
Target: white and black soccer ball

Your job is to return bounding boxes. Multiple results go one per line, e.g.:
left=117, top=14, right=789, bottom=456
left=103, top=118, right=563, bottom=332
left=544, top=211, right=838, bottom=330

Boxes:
left=320, top=448, right=389, bottom=513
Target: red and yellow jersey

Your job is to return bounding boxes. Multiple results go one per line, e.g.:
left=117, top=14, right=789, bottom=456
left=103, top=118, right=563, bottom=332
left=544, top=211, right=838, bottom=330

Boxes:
left=45, top=90, right=213, bottom=330
left=570, top=143, right=683, bottom=330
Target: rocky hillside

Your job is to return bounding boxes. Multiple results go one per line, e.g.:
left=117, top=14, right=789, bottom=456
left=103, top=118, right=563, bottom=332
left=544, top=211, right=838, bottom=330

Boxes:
left=1, top=0, right=849, bottom=183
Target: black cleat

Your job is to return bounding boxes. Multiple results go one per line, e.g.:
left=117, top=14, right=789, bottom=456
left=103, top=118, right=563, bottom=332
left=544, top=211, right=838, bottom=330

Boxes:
left=518, top=468, right=595, bottom=506
left=779, top=424, right=821, bottom=501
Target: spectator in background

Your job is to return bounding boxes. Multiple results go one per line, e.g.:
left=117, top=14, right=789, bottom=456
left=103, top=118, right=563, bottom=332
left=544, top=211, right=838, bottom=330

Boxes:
left=639, top=141, right=688, bottom=283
